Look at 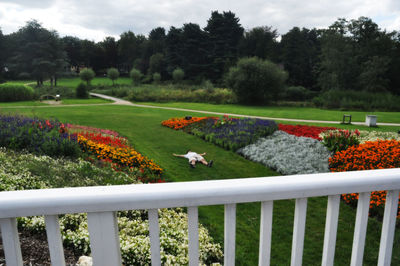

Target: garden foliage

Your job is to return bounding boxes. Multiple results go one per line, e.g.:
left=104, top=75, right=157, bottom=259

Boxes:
left=0, top=84, right=35, bottom=102
left=79, top=68, right=95, bottom=86
left=321, top=129, right=360, bottom=153
left=75, top=83, right=88, bottom=99
left=238, top=131, right=331, bottom=175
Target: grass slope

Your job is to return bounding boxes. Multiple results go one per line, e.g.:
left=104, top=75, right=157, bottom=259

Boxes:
left=44, top=77, right=133, bottom=87
left=138, top=102, right=400, bottom=124
left=2, top=104, right=399, bottom=265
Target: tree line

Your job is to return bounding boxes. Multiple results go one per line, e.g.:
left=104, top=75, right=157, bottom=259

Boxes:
left=0, top=12, right=399, bottom=95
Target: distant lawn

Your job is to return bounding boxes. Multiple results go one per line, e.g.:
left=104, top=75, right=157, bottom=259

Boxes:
left=0, top=101, right=48, bottom=107
left=3, top=80, right=36, bottom=85
left=44, top=77, right=133, bottom=87
left=3, top=104, right=400, bottom=265
left=136, top=102, right=400, bottom=124
left=61, top=98, right=112, bottom=105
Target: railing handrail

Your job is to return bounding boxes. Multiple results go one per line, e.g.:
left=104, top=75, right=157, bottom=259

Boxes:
left=1, top=168, right=400, bottom=219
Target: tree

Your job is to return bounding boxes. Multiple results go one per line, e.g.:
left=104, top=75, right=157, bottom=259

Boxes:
left=148, top=53, right=165, bottom=75
left=80, top=68, right=95, bottom=86
left=280, top=27, right=320, bottom=90
left=130, top=68, right=143, bottom=85
left=62, top=36, right=82, bottom=72
left=148, top=27, right=166, bottom=55
left=165, top=27, right=184, bottom=76
left=172, top=68, right=184, bottom=83
left=225, top=57, right=288, bottom=104
left=240, top=26, right=279, bottom=61
left=152, top=72, right=161, bottom=84
left=76, top=83, right=88, bottom=98
left=118, top=31, right=143, bottom=73
left=204, top=11, right=244, bottom=83
left=100, top=37, right=118, bottom=69
left=7, top=20, right=66, bottom=86
left=107, top=68, right=119, bottom=86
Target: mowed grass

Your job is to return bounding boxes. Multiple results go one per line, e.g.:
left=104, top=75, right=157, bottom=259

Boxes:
left=3, top=104, right=400, bottom=265
left=3, top=80, right=36, bottom=85
left=44, top=77, right=133, bottom=87
left=137, top=102, right=400, bottom=124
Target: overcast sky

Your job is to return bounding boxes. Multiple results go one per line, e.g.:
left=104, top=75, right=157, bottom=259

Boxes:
left=0, top=0, right=399, bottom=42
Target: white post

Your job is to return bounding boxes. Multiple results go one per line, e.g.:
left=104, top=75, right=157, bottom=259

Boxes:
left=291, top=198, right=308, bottom=266
left=87, top=211, right=122, bottom=266
left=148, top=209, right=161, bottom=266
left=321, top=194, right=341, bottom=266
left=259, top=201, right=273, bottom=266
left=350, top=192, right=371, bottom=266
left=224, top=203, right=237, bottom=266
left=377, top=190, right=399, bottom=266
left=0, top=218, right=23, bottom=266
left=45, top=215, right=66, bottom=266
left=188, top=207, right=199, bottom=266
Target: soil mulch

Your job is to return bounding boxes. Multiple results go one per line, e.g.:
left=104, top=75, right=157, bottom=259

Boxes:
left=0, top=230, right=80, bottom=265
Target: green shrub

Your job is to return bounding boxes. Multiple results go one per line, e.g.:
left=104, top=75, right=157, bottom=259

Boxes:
left=76, top=83, right=88, bottom=99
left=313, top=90, right=400, bottom=111
left=152, top=72, right=161, bottom=84
left=107, top=68, right=119, bottom=86
left=0, top=84, right=35, bottom=102
left=129, top=68, right=143, bottom=85
left=321, top=129, right=360, bottom=154
left=79, top=68, right=95, bottom=86
left=225, top=57, right=288, bottom=104
left=284, top=86, right=310, bottom=101
left=172, top=68, right=184, bottom=83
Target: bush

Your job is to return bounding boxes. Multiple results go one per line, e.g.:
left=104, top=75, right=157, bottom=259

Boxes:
left=0, top=84, right=35, bottom=102
left=75, top=83, right=88, bottom=99
left=313, top=90, right=400, bottom=111
left=107, top=68, right=119, bottom=85
left=172, top=68, right=184, bottom=83
left=225, top=57, right=288, bottom=105
left=321, top=129, right=360, bottom=154
left=79, top=68, right=95, bottom=86
left=152, top=72, right=161, bottom=84
left=129, top=68, right=143, bottom=85
left=284, top=86, right=310, bottom=101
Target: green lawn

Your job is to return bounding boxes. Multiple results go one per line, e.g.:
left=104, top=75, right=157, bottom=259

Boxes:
left=43, top=77, right=133, bottom=87
left=61, top=98, right=112, bottom=105
left=3, top=80, right=36, bottom=85
left=0, top=101, right=48, bottom=107
left=3, top=104, right=399, bottom=265
left=137, top=102, right=400, bottom=124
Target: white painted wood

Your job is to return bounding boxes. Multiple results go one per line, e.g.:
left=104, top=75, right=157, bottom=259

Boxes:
left=87, top=211, right=122, bottom=266
left=378, top=190, right=399, bottom=266
left=0, top=218, right=23, bottom=266
left=321, top=194, right=341, bottom=266
left=291, top=198, right=308, bottom=266
left=258, top=201, right=273, bottom=266
left=350, top=192, right=371, bottom=266
left=148, top=209, right=161, bottom=266
left=44, top=215, right=65, bottom=266
left=224, top=203, right=236, bottom=266
left=1, top=168, right=400, bottom=219
left=188, top=206, right=199, bottom=266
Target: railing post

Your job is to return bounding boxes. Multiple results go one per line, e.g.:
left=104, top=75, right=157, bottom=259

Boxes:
left=148, top=209, right=161, bottom=266
left=259, top=201, right=273, bottom=266
left=45, top=215, right=66, bottom=266
left=351, top=192, right=371, bottom=266
left=87, top=211, right=122, bottom=266
left=0, top=218, right=23, bottom=266
left=291, top=198, right=308, bottom=266
left=188, top=206, right=199, bottom=266
left=224, top=203, right=236, bottom=266
left=321, top=194, right=341, bottom=266
left=378, top=190, right=399, bottom=266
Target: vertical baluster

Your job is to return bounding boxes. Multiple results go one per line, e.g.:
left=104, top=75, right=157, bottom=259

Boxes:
left=321, top=194, right=341, bottom=266
left=224, top=203, right=236, bottom=266
left=258, top=201, right=273, bottom=266
left=188, top=207, right=199, bottom=266
left=350, top=192, right=371, bottom=266
left=148, top=209, right=161, bottom=266
left=45, top=215, right=65, bottom=266
left=0, top=218, right=23, bottom=266
left=87, top=211, right=122, bottom=266
left=291, top=198, right=308, bottom=266
left=378, top=190, right=399, bottom=266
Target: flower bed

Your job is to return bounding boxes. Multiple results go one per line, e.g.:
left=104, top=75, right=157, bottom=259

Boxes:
left=278, top=124, right=337, bottom=140
left=161, top=117, right=211, bottom=130
left=0, top=148, right=223, bottom=265
left=0, top=114, right=80, bottom=158
left=329, top=140, right=400, bottom=218
left=183, top=116, right=277, bottom=151
left=320, top=129, right=360, bottom=153
left=238, top=131, right=331, bottom=175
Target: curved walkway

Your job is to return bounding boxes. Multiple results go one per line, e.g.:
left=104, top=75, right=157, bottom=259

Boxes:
left=90, top=93, right=400, bottom=127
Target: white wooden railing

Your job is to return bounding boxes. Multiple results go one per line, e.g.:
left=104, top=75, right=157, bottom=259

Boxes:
left=1, top=168, right=400, bottom=266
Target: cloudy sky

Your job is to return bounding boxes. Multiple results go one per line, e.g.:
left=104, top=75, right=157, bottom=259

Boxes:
left=0, top=0, right=399, bottom=41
